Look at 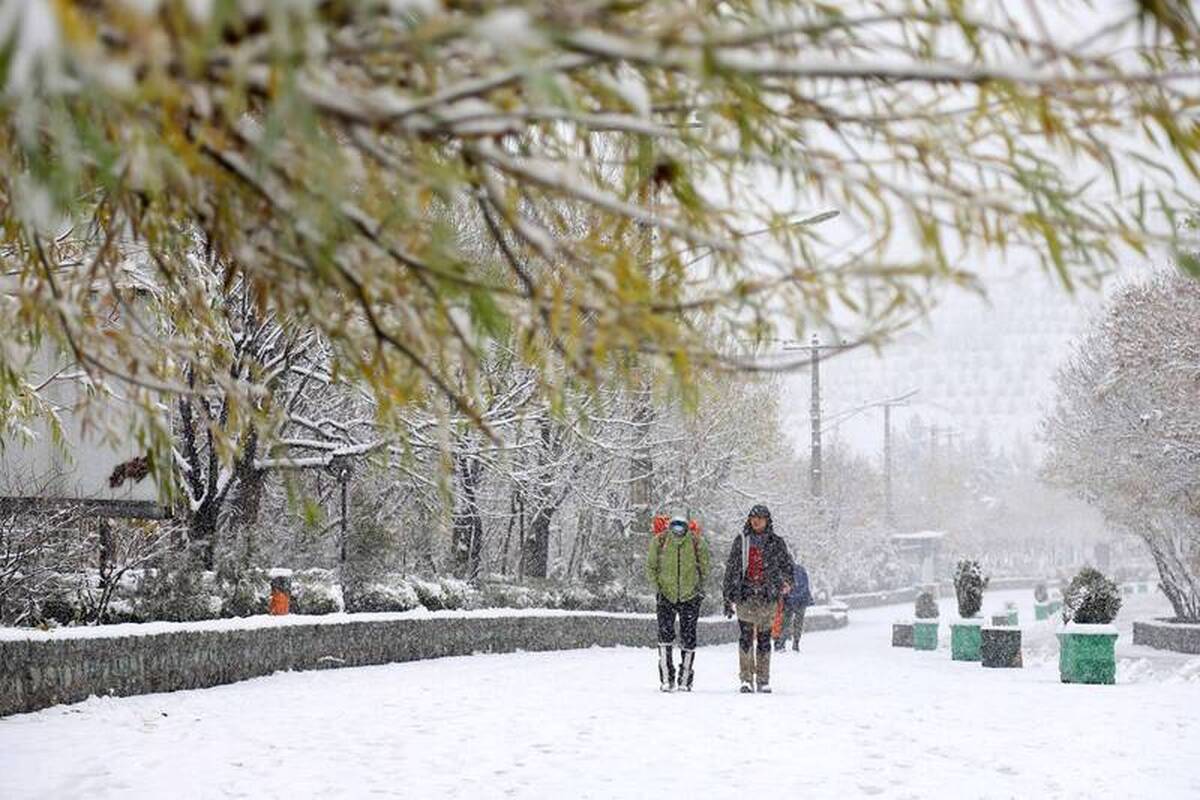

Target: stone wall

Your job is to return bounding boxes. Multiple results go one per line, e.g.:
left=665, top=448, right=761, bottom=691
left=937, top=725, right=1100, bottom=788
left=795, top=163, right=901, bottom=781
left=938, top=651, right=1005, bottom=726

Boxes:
left=1132, top=618, right=1200, bottom=655
left=1, top=607, right=847, bottom=717
left=833, top=578, right=1050, bottom=611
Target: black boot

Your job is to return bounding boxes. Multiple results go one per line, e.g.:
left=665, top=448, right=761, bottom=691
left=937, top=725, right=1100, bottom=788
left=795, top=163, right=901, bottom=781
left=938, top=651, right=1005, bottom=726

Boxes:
left=658, top=643, right=676, bottom=692
left=678, top=649, right=695, bottom=691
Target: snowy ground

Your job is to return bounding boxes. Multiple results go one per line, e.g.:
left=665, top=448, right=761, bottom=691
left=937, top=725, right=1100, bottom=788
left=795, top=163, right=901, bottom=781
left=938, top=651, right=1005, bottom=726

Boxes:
left=1, top=589, right=1197, bottom=799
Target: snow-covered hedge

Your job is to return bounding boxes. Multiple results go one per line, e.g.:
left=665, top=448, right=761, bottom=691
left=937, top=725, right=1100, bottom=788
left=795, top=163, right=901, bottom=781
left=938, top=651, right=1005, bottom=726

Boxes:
left=12, top=569, right=660, bottom=630
left=289, top=569, right=345, bottom=615
left=344, top=578, right=421, bottom=613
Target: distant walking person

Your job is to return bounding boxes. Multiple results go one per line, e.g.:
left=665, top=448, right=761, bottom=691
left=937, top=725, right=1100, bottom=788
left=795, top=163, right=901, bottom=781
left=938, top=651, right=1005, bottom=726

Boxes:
left=774, top=563, right=814, bottom=652
left=722, top=504, right=795, bottom=693
left=646, top=515, right=711, bottom=692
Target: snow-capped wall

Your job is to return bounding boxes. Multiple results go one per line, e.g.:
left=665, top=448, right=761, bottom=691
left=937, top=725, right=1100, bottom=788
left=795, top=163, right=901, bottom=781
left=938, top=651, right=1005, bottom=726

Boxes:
left=1132, top=619, right=1200, bottom=655
left=1, top=607, right=849, bottom=716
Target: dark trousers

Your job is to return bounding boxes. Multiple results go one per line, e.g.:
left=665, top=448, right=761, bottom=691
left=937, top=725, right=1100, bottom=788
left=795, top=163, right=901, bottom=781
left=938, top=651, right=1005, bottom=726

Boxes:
left=657, top=594, right=702, bottom=649
left=779, top=605, right=807, bottom=643
left=739, top=620, right=772, bottom=654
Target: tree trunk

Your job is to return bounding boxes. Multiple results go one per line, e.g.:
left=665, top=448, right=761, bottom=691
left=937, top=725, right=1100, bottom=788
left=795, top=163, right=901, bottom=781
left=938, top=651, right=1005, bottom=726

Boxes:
left=629, top=383, right=655, bottom=536
left=451, top=453, right=484, bottom=578
left=522, top=504, right=555, bottom=579
left=192, top=500, right=219, bottom=570
left=231, top=427, right=265, bottom=568
left=520, top=417, right=556, bottom=579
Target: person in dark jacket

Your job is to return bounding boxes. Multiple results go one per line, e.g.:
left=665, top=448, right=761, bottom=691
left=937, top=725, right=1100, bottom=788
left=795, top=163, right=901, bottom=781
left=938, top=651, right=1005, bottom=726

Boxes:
left=722, top=504, right=795, bottom=693
left=774, top=563, right=814, bottom=652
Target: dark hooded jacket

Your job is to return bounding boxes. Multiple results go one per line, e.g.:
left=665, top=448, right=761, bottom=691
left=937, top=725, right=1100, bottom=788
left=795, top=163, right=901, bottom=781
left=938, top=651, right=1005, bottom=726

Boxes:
left=722, top=511, right=796, bottom=604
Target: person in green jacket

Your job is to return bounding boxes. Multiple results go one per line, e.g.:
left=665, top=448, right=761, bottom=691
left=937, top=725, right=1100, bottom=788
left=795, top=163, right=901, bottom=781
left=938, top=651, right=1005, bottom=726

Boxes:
left=646, top=515, right=711, bottom=692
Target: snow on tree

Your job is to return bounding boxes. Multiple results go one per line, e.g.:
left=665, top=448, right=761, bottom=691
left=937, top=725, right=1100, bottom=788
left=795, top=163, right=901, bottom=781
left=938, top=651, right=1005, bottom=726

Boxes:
left=2, top=1, right=1199, bottom=453
left=1043, top=268, right=1200, bottom=622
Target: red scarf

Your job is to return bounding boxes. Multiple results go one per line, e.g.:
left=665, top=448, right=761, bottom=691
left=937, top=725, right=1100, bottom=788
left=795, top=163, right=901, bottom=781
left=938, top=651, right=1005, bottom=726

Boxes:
left=746, top=543, right=765, bottom=583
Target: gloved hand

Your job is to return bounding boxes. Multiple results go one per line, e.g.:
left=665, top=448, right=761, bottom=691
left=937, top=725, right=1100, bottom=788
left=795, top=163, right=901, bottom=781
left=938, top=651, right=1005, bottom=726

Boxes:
left=723, top=601, right=734, bottom=619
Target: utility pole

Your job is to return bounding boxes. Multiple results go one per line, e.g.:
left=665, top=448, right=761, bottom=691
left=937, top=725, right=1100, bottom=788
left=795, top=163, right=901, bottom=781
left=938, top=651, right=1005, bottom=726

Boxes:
left=884, top=403, right=893, bottom=525
left=809, top=334, right=822, bottom=498
left=783, top=334, right=853, bottom=500
left=878, top=390, right=919, bottom=529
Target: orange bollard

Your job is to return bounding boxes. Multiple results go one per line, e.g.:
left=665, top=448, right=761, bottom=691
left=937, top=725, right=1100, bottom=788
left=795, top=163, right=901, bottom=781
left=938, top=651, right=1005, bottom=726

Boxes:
left=269, top=574, right=291, bottom=615
left=269, top=588, right=290, bottom=615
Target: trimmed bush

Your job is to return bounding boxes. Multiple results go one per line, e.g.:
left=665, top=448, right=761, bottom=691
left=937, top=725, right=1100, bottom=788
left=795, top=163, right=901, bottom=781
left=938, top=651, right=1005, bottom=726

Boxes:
left=476, top=582, right=546, bottom=609
left=411, top=577, right=449, bottom=610
left=915, top=590, right=939, bottom=619
left=289, top=569, right=344, bottom=615
left=221, top=571, right=271, bottom=618
left=345, top=577, right=421, bottom=613
left=1034, top=583, right=1049, bottom=603
left=952, top=559, right=989, bottom=618
left=437, top=577, right=475, bottom=610
left=1063, top=567, right=1122, bottom=624
left=133, top=566, right=220, bottom=622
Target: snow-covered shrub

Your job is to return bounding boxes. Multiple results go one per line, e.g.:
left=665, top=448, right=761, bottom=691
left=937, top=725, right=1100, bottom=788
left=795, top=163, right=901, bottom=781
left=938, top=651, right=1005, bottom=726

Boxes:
left=289, top=568, right=344, bottom=615
left=438, top=577, right=475, bottom=610
left=953, top=559, right=989, bottom=618
left=411, top=577, right=449, bottom=610
left=133, top=563, right=221, bottom=622
left=36, top=595, right=81, bottom=626
left=589, top=581, right=627, bottom=610
left=565, top=580, right=654, bottom=613
left=220, top=569, right=271, bottom=617
left=344, top=576, right=420, bottom=613
left=1064, top=567, right=1122, bottom=624
left=915, top=590, right=939, bottom=619
left=556, top=585, right=594, bottom=610
left=1034, top=583, right=1049, bottom=603
left=476, top=582, right=541, bottom=609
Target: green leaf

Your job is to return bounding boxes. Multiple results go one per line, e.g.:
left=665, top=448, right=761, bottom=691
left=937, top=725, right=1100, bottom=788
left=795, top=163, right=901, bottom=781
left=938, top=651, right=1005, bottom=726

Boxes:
left=1177, top=249, right=1200, bottom=280
left=468, top=289, right=509, bottom=341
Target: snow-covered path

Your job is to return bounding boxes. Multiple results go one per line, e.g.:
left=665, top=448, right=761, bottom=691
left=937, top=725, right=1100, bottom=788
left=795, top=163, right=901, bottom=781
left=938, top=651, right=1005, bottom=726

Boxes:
left=2, top=589, right=1197, bottom=799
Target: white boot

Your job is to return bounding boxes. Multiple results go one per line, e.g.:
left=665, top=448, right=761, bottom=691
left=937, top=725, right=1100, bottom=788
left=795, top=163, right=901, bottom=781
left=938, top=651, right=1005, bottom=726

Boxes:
left=678, top=649, right=695, bottom=692
left=658, top=643, right=676, bottom=692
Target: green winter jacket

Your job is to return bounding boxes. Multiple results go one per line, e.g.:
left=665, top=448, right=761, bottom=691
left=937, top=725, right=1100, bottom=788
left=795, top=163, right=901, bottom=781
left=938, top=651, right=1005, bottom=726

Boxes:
left=646, top=530, right=711, bottom=603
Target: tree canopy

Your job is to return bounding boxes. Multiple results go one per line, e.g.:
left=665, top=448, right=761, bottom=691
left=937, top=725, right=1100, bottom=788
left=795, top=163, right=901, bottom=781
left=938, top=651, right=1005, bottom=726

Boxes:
left=2, top=0, right=1199, bottom=448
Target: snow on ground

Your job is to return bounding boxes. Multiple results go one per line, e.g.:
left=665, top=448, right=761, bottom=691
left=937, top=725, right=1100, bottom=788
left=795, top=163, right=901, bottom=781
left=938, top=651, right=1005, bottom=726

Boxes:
left=1, top=589, right=1196, bottom=799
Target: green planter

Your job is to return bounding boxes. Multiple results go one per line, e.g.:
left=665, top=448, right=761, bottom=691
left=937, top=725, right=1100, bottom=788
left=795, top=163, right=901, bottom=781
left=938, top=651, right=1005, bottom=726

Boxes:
left=1138, top=583, right=1149, bottom=594
left=1006, top=609, right=1019, bottom=626
left=950, top=619, right=983, bottom=661
left=1057, top=626, right=1118, bottom=684
left=913, top=620, right=939, bottom=650
left=1034, top=603, right=1050, bottom=621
